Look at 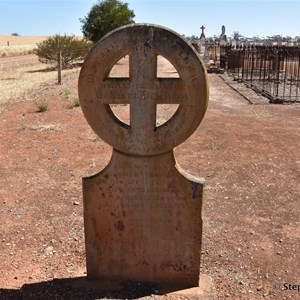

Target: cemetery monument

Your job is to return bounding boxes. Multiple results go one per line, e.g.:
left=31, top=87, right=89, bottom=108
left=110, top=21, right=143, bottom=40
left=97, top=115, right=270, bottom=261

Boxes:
left=78, top=23, right=209, bottom=289
left=219, top=25, right=227, bottom=45
left=199, top=25, right=206, bottom=57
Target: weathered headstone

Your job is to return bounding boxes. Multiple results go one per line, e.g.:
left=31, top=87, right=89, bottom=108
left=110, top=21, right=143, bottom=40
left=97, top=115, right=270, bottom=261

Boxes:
left=219, top=25, right=227, bottom=69
left=219, top=25, right=227, bottom=46
left=78, top=24, right=209, bottom=289
left=203, top=40, right=210, bottom=65
left=231, top=39, right=237, bottom=49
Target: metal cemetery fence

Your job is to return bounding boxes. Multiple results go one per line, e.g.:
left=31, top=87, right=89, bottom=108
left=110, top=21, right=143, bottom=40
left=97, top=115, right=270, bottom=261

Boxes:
left=223, top=45, right=300, bottom=103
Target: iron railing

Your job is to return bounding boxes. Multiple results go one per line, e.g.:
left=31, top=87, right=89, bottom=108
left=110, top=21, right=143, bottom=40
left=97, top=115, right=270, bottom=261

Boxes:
left=223, top=45, right=300, bottom=103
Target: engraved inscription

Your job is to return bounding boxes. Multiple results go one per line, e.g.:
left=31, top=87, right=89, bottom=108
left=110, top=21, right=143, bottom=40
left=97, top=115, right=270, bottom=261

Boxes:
left=107, top=161, right=199, bottom=210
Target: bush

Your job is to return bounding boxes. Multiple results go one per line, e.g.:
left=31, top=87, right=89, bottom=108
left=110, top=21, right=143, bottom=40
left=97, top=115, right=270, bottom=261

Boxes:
left=35, top=99, right=48, bottom=112
left=67, top=97, right=80, bottom=109
left=34, top=35, right=92, bottom=68
left=81, top=0, right=135, bottom=43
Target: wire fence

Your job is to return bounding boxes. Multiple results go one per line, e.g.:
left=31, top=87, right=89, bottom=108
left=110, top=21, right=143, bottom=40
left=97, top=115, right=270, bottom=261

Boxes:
left=223, top=45, right=300, bottom=103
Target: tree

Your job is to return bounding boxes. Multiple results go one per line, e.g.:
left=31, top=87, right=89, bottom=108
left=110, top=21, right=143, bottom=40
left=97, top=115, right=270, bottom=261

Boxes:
left=80, top=0, right=135, bottom=43
left=266, top=35, right=282, bottom=42
left=232, top=31, right=243, bottom=41
left=34, top=35, right=92, bottom=68
left=283, top=36, right=292, bottom=43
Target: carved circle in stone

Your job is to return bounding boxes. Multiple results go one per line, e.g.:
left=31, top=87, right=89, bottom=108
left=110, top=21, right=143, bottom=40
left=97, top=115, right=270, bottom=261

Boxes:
left=79, top=24, right=209, bottom=156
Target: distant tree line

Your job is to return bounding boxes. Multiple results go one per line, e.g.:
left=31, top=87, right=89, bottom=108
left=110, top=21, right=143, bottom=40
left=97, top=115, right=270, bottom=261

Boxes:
left=183, top=31, right=300, bottom=44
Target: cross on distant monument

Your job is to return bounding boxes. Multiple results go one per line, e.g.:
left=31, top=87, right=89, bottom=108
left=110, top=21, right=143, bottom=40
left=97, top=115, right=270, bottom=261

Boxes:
left=200, top=25, right=206, bottom=39
left=78, top=24, right=209, bottom=289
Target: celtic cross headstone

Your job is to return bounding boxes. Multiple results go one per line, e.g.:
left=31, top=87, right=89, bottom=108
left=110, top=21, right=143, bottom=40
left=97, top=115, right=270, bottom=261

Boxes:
left=78, top=24, right=209, bottom=288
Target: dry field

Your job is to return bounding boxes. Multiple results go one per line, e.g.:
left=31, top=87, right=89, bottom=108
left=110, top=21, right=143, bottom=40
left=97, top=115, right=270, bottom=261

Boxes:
left=0, top=35, right=49, bottom=46
left=0, top=35, right=49, bottom=57
left=0, top=55, right=80, bottom=104
left=0, top=35, right=84, bottom=57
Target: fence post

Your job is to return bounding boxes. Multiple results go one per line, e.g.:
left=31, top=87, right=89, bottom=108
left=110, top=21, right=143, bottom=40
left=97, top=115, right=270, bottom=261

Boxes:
left=57, top=51, right=62, bottom=85
left=275, top=48, right=281, bottom=98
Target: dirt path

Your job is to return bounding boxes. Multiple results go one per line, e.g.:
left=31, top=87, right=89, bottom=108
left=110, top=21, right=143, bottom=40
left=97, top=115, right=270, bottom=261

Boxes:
left=0, top=67, right=299, bottom=299
left=0, top=54, right=39, bottom=70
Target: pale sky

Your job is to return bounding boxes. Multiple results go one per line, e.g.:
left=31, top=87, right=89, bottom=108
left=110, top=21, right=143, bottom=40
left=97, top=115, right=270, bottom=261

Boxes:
left=0, top=0, right=299, bottom=39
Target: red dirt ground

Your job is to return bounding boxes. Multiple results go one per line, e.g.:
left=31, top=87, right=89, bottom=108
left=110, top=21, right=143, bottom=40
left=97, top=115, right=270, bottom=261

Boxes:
left=0, top=60, right=299, bottom=300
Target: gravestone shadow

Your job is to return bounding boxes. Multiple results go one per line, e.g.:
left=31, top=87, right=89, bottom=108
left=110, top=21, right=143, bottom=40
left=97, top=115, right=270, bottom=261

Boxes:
left=0, top=277, right=188, bottom=300
left=26, top=66, right=57, bottom=73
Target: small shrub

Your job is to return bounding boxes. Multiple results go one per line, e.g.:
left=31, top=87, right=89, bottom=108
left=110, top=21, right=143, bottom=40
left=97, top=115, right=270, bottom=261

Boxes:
left=88, top=136, right=100, bottom=142
left=67, top=96, right=80, bottom=109
left=35, top=99, right=48, bottom=112
left=59, top=88, right=72, bottom=99
left=211, top=143, right=222, bottom=151
left=34, top=34, right=92, bottom=68
left=72, top=97, right=80, bottom=107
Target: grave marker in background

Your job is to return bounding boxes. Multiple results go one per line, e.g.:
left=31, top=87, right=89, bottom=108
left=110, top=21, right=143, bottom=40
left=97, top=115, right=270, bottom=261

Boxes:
left=78, top=24, right=209, bottom=289
left=219, top=25, right=227, bottom=46
left=199, top=25, right=206, bottom=57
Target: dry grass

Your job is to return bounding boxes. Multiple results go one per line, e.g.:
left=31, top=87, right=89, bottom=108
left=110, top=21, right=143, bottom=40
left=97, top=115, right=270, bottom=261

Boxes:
left=0, top=35, right=83, bottom=104
left=0, top=35, right=49, bottom=46
left=0, top=35, right=48, bottom=57
left=21, top=124, right=64, bottom=132
left=0, top=62, right=79, bottom=104
left=0, top=35, right=83, bottom=57
left=0, top=45, right=36, bottom=57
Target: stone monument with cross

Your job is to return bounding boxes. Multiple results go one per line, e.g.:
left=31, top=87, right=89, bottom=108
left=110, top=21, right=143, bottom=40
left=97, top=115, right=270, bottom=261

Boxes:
left=78, top=24, right=209, bottom=289
left=199, top=25, right=206, bottom=57
left=200, top=25, right=206, bottom=39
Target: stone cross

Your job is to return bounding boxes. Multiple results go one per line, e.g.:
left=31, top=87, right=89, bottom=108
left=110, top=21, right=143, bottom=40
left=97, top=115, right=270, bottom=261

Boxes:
left=78, top=24, right=209, bottom=289
left=199, top=25, right=206, bottom=57
left=200, top=25, right=206, bottom=39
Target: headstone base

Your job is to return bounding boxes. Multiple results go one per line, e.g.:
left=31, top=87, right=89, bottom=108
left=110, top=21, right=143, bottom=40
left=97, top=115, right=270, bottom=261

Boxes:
left=73, top=274, right=217, bottom=299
